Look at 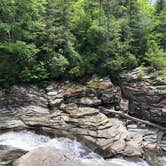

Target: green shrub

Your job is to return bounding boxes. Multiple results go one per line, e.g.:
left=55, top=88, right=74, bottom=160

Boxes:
left=137, top=70, right=145, bottom=81
left=148, top=79, right=157, bottom=86
left=69, top=65, right=84, bottom=78
left=147, top=55, right=166, bottom=70
left=0, top=41, right=39, bottom=62
left=145, top=38, right=166, bottom=71
left=124, top=54, right=138, bottom=70
left=151, top=71, right=159, bottom=78
left=103, top=56, right=124, bottom=73
left=49, top=54, right=69, bottom=78
left=20, top=67, right=32, bottom=83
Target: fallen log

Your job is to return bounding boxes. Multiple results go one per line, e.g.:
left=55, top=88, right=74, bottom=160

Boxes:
left=99, top=107, right=166, bottom=131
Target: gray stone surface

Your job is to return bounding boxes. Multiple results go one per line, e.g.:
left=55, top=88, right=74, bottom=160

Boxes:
left=120, top=67, right=166, bottom=124
left=0, top=75, right=165, bottom=160
left=14, top=147, right=85, bottom=166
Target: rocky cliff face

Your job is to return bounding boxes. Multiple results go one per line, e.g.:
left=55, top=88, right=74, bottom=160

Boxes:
left=0, top=77, right=139, bottom=158
left=120, top=67, right=166, bottom=125
left=0, top=74, right=165, bottom=163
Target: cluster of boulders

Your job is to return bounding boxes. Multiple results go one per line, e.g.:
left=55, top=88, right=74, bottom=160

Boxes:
left=0, top=68, right=166, bottom=165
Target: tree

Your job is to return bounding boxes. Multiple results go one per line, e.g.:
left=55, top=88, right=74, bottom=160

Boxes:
left=0, top=0, right=46, bottom=86
left=156, top=0, right=166, bottom=14
left=38, top=0, right=83, bottom=79
left=0, top=0, right=165, bottom=86
left=155, top=0, right=166, bottom=50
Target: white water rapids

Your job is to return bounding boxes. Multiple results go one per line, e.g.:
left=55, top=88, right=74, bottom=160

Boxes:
left=0, top=130, right=165, bottom=166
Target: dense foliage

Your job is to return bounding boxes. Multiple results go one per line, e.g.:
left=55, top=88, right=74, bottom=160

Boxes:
left=0, top=0, right=165, bottom=86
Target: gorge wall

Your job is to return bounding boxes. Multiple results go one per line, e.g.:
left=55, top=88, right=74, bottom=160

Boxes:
left=0, top=67, right=166, bottom=164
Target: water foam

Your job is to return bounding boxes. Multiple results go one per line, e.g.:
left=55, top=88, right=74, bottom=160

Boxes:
left=0, top=130, right=100, bottom=158
left=0, top=130, right=165, bottom=166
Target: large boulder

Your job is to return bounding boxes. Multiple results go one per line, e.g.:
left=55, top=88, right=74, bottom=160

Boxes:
left=13, top=147, right=85, bottom=166
left=120, top=67, right=166, bottom=125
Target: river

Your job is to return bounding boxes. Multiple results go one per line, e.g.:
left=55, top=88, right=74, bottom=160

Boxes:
left=0, top=130, right=165, bottom=166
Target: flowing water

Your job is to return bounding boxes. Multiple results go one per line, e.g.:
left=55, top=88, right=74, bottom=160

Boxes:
left=0, top=130, right=165, bottom=166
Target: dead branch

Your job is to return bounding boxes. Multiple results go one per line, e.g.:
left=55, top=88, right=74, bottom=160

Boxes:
left=99, top=107, right=166, bottom=131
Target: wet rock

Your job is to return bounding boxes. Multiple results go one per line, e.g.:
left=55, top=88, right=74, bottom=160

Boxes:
left=127, top=124, right=138, bottom=129
left=127, top=123, right=166, bottom=154
left=145, top=155, right=166, bottom=166
left=123, top=141, right=142, bottom=157
left=14, top=147, right=85, bottom=166
left=0, top=145, right=26, bottom=165
left=14, top=147, right=124, bottom=166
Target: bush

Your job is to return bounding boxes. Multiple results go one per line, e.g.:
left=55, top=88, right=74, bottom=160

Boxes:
left=137, top=70, right=145, bottom=81
left=103, top=56, right=124, bottom=74
left=0, top=41, right=39, bottom=62
left=148, top=55, right=166, bottom=70
left=124, top=54, right=138, bottom=70
left=145, top=38, right=166, bottom=71
left=69, top=65, right=84, bottom=78
left=49, top=54, right=69, bottom=78
left=0, top=56, right=18, bottom=87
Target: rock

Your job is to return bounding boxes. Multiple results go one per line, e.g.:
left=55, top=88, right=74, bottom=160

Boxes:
left=127, top=124, right=138, bottom=129
left=0, top=85, right=48, bottom=110
left=14, top=147, right=124, bottom=166
left=0, top=145, right=26, bottom=165
left=0, top=75, right=165, bottom=159
left=127, top=123, right=166, bottom=154
left=14, top=147, right=85, bottom=166
left=48, top=104, right=140, bottom=157
left=49, top=98, right=63, bottom=107
left=120, top=67, right=166, bottom=125
left=120, top=98, right=129, bottom=112
left=81, top=159, right=124, bottom=166
left=110, top=140, right=126, bottom=154
left=0, top=103, right=143, bottom=157
left=46, top=76, right=119, bottom=109
left=74, top=97, right=101, bottom=106
left=123, top=141, right=143, bottom=157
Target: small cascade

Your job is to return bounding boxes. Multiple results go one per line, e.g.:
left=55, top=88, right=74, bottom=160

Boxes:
left=0, top=130, right=100, bottom=159
left=0, top=130, right=165, bottom=166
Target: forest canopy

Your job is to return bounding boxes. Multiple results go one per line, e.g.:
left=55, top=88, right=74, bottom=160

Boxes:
left=0, top=0, right=165, bottom=86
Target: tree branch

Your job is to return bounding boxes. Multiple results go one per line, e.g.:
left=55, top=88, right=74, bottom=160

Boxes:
left=99, top=107, right=166, bottom=131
